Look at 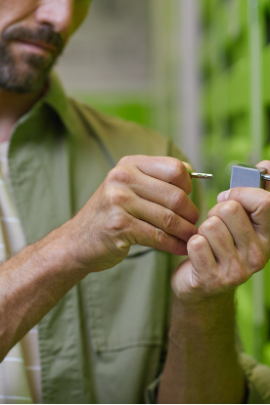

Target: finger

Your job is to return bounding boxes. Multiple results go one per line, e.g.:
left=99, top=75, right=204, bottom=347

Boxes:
left=127, top=194, right=198, bottom=242
left=118, top=155, right=192, bottom=195
left=256, top=160, right=270, bottom=192
left=128, top=171, right=199, bottom=224
left=199, top=216, right=236, bottom=263
left=182, top=161, right=194, bottom=172
left=128, top=215, right=188, bottom=255
left=217, top=187, right=270, bottom=227
left=187, top=234, right=217, bottom=273
left=209, top=201, right=267, bottom=273
left=209, top=200, right=258, bottom=250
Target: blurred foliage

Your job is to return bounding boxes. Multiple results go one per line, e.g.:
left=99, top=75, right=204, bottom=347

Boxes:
left=200, top=0, right=270, bottom=364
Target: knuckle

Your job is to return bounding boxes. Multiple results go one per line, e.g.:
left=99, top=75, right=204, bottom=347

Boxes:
left=199, top=216, right=220, bottom=235
left=109, top=211, right=127, bottom=232
left=106, top=166, right=132, bottom=185
left=118, top=155, right=132, bottom=166
left=219, top=200, right=240, bottom=217
left=155, top=228, right=167, bottom=246
left=187, top=235, right=206, bottom=253
left=169, top=159, right=185, bottom=181
left=170, top=190, right=185, bottom=211
left=104, top=187, right=130, bottom=207
left=163, top=210, right=177, bottom=232
left=249, top=246, right=267, bottom=271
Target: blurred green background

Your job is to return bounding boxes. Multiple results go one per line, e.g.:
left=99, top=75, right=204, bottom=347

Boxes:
left=56, top=0, right=270, bottom=365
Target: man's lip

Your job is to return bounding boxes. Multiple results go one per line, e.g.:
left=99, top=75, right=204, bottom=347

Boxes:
left=15, top=39, right=56, bottom=53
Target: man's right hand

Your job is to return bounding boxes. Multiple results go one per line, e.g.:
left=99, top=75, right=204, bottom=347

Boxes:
left=66, top=155, right=199, bottom=273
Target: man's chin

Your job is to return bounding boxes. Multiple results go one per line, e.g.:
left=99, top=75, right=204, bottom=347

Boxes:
left=0, top=63, right=53, bottom=94
left=0, top=32, right=61, bottom=94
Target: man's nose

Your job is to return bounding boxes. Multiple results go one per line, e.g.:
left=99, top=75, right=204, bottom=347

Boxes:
left=35, top=0, right=73, bottom=38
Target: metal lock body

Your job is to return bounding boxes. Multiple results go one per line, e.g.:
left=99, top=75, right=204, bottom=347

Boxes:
left=230, top=165, right=267, bottom=189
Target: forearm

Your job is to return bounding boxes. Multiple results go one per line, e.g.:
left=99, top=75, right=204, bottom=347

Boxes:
left=158, top=291, right=245, bottom=404
left=0, top=156, right=197, bottom=361
left=0, top=221, right=88, bottom=360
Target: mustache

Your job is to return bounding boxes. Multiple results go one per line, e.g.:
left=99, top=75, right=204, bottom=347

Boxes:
left=2, top=25, right=64, bottom=54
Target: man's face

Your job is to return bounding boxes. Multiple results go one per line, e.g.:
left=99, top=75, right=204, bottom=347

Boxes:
left=0, top=0, right=91, bottom=93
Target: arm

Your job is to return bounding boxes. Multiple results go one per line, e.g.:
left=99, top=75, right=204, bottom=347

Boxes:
left=159, top=161, right=270, bottom=404
left=159, top=289, right=245, bottom=403
left=0, top=155, right=199, bottom=360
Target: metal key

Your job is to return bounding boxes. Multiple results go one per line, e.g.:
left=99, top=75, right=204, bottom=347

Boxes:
left=190, top=172, right=213, bottom=179
left=187, top=168, right=213, bottom=180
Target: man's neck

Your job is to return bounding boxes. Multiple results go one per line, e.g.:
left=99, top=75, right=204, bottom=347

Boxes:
left=0, top=87, right=45, bottom=143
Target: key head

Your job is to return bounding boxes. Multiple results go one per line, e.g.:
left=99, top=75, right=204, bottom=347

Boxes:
left=230, top=165, right=263, bottom=189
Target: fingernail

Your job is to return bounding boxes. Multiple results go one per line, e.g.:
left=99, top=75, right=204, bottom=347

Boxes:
left=217, top=190, right=230, bottom=203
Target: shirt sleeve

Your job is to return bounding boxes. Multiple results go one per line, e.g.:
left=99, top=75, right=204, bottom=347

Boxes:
left=239, top=353, right=270, bottom=403
left=144, top=374, right=162, bottom=404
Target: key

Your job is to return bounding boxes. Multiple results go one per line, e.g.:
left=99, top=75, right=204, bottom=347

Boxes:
left=187, top=168, right=213, bottom=180
left=190, top=172, right=213, bottom=179
left=230, top=164, right=269, bottom=189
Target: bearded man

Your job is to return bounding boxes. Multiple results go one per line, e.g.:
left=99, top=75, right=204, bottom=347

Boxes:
left=0, top=0, right=270, bottom=403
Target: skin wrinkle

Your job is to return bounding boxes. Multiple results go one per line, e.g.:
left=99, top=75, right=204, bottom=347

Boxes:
left=253, top=195, right=270, bottom=220
left=120, top=167, right=199, bottom=225
left=160, top=165, right=270, bottom=402
left=199, top=218, right=235, bottom=263
left=0, top=1, right=269, bottom=403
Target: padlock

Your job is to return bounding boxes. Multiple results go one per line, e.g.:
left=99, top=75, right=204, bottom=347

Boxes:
left=230, top=164, right=270, bottom=189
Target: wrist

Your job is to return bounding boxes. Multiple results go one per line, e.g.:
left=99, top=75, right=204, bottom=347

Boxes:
left=170, top=290, right=236, bottom=336
left=35, top=221, right=92, bottom=280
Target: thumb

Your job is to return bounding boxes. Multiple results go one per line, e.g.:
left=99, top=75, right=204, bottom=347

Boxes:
left=182, top=161, right=194, bottom=173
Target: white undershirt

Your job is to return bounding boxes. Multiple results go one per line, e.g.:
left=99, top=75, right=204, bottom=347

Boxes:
left=0, top=142, right=42, bottom=404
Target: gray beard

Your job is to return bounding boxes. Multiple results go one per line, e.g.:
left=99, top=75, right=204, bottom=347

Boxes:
left=0, top=41, right=58, bottom=94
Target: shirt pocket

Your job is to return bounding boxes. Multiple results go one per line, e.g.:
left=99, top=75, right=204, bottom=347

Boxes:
left=83, top=246, right=173, bottom=352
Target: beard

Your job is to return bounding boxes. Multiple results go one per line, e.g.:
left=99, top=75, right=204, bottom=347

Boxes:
left=0, top=25, right=64, bottom=94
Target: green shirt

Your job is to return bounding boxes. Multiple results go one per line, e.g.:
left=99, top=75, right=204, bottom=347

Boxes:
left=7, top=72, right=270, bottom=403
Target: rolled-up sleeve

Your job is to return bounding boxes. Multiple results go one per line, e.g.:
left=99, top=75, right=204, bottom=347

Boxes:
left=240, top=353, right=270, bottom=403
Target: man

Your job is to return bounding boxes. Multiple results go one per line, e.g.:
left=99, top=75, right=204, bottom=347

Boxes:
left=0, top=0, right=270, bottom=403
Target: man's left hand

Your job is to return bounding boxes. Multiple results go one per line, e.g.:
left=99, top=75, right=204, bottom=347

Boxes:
left=172, top=160, right=270, bottom=305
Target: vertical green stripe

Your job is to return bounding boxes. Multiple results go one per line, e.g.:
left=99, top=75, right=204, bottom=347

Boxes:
left=248, top=0, right=265, bottom=361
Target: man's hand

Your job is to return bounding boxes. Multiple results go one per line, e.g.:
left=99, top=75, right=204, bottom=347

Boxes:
left=0, top=155, right=199, bottom=359
left=67, top=155, right=199, bottom=273
left=171, top=160, right=270, bottom=305
left=158, top=162, right=270, bottom=404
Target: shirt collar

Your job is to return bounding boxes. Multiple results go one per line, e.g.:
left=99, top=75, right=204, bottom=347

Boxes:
left=10, top=70, right=78, bottom=140
left=42, top=70, right=78, bottom=136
